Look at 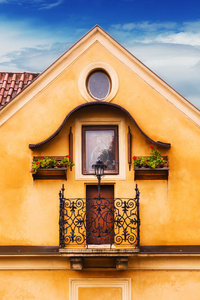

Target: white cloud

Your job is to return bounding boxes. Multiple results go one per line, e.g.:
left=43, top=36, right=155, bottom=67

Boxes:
left=110, top=21, right=200, bottom=47
left=109, top=21, right=200, bottom=109
left=38, top=0, right=63, bottom=10
left=127, top=43, right=200, bottom=100
left=112, top=21, right=177, bottom=32
left=155, top=32, right=200, bottom=46
left=0, top=20, right=57, bottom=57
left=0, top=18, right=81, bottom=71
left=182, top=21, right=200, bottom=33
left=0, top=0, right=63, bottom=9
left=0, top=42, right=72, bottom=72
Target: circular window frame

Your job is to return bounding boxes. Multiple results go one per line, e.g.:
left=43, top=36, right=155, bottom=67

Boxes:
left=78, top=62, right=119, bottom=102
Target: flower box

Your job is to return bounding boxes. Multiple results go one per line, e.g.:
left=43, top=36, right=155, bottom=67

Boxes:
left=134, top=166, right=169, bottom=180
left=133, top=146, right=169, bottom=180
left=31, top=156, right=73, bottom=180
left=33, top=167, right=67, bottom=180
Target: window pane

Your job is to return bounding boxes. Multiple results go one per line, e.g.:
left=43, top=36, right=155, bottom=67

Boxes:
left=82, top=126, right=118, bottom=175
left=88, top=72, right=110, bottom=100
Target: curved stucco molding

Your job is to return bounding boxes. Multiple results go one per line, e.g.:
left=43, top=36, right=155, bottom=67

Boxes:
left=29, top=102, right=171, bottom=149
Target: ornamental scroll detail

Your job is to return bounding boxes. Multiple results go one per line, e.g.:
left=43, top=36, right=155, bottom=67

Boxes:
left=59, top=185, right=140, bottom=248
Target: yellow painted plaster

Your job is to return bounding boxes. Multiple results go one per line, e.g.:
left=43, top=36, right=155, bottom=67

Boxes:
left=79, top=287, right=122, bottom=300
left=0, top=41, right=199, bottom=247
left=0, top=270, right=200, bottom=300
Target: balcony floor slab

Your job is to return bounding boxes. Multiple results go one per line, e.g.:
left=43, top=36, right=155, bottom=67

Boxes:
left=59, top=247, right=140, bottom=257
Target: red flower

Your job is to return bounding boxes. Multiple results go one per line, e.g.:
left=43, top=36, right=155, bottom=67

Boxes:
left=36, top=161, right=40, bottom=165
left=133, top=156, right=137, bottom=161
left=66, top=155, right=70, bottom=158
left=49, top=160, right=51, bottom=163
left=41, top=157, right=44, bottom=159
left=150, top=145, right=154, bottom=149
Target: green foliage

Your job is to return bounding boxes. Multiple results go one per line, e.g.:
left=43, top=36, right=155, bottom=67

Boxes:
left=60, top=156, right=75, bottom=167
left=133, top=146, right=168, bottom=169
left=30, top=156, right=74, bottom=174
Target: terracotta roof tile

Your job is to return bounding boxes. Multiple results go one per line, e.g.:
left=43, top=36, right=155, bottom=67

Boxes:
left=0, top=72, right=40, bottom=110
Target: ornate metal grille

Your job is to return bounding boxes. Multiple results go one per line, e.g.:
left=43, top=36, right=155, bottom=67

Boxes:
left=59, top=184, right=140, bottom=248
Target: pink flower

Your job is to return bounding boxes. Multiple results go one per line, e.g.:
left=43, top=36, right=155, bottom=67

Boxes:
left=30, top=170, right=33, bottom=173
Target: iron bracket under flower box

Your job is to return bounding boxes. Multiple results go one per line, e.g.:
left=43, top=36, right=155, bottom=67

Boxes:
left=134, top=167, right=169, bottom=180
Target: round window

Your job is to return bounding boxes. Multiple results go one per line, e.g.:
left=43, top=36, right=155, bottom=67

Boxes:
left=87, top=71, right=111, bottom=100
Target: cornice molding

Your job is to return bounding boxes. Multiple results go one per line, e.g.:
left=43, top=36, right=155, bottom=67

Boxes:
left=28, top=102, right=171, bottom=149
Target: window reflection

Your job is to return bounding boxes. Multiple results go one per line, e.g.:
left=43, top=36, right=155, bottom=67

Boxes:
left=82, top=126, right=119, bottom=175
left=87, top=71, right=110, bottom=100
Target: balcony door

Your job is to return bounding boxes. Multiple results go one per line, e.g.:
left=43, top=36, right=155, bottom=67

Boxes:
left=86, top=185, right=114, bottom=245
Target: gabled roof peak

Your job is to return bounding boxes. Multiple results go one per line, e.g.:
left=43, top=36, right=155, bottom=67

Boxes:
left=0, top=27, right=199, bottom=128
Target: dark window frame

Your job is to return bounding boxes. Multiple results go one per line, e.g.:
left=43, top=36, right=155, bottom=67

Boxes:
left=82, top=125, right=119, bottom=175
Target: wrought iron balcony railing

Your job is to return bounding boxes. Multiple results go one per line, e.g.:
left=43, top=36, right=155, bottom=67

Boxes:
left=59, top=185, right=140, bottom=248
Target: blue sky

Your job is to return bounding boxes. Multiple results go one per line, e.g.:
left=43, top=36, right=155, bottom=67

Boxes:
left=0, top=0, right=200, bottom=109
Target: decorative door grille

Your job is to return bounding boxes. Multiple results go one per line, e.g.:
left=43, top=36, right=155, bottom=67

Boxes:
left=59, top=185, right=140, bottom=248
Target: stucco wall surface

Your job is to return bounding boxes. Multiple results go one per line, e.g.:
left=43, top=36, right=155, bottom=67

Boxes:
left=0, top=269, right=200, bottom=300
left=0, top=42, right=199, bottom=246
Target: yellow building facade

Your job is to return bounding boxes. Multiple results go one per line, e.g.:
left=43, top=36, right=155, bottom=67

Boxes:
left=0, top=26, right=200, bottom=299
